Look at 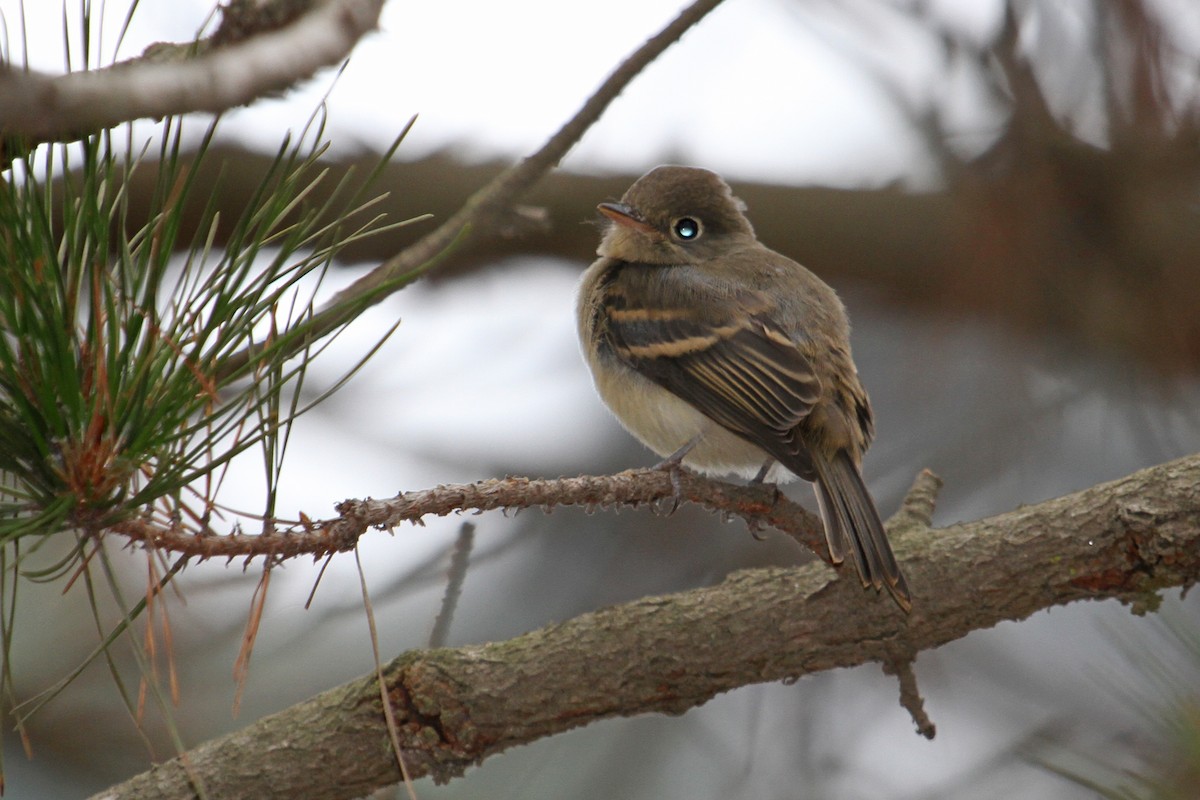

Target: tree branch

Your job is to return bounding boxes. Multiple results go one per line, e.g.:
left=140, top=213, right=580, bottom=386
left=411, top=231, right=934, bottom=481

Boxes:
left=0, top=0, right=384, bottom=146
left=111, top=467, right=828, bottom=564
left=215, top=0, right=728, bottom=378
left=94, top=453, right=1200, bottom=799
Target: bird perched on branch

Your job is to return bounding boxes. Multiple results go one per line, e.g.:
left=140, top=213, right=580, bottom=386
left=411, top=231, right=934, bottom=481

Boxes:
left=577, top=165, right=910, bottom=611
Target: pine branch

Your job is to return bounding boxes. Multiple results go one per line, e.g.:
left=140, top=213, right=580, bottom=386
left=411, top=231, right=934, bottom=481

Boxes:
left=93, top=453, right=1200, bottom=800
left=110, top=467, right=829, bottom=564
left=0, top=0, right=384, bottom=149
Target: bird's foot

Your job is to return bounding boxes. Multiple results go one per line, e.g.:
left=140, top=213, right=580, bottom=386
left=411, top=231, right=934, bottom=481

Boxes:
left=651, top=437, right=700, bottom=514
left=746, top=518, right=768, bottom=540
left=652, top=456, right=688, bottom=515
left=745, top=458, right=778, bottom=538
left=750, top=459, right=775, bottom=485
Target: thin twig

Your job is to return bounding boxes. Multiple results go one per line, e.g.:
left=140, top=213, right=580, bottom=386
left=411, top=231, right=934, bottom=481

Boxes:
left=217, top=0, right=729, bottom=379
left=428, top=522, right=475, bottom=649
left=110, top=468, right=828, bottom=563
left=883, top=650, right=936, bottom=739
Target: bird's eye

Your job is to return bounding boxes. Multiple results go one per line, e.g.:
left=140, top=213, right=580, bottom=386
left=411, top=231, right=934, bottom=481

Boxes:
left=671, top=217, right=702, bottom=241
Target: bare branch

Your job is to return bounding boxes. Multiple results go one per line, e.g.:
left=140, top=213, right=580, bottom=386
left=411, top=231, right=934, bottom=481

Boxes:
left=93, top=453, right=1200, bottom=800
left=0, top=0, right=383, bottom=143
left=110, top=467, right=826, bottom=564
left=216, top=0, right=729, bottom=378
left=883, top=650, right=936, bottom=739
left=428, top=522, right=476, bottom=648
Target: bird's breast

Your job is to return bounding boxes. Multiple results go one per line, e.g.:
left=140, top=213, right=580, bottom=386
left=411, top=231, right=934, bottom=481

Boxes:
left=586, top=347, right=791, bottom=481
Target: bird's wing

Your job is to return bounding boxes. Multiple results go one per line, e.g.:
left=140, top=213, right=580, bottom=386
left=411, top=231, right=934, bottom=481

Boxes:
left=604, top=271, right=820, bottom=454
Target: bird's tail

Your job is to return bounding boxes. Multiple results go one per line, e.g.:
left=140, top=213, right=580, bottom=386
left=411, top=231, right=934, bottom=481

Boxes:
left=812, top=450, right=911, bottom=612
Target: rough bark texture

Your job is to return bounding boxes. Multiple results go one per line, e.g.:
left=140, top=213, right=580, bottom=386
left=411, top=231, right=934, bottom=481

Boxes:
left=93, top=453, right=1200, bottom=799
left=113, top=468, right=830, bottom=564
left=0, top=1, right=385, bottom=149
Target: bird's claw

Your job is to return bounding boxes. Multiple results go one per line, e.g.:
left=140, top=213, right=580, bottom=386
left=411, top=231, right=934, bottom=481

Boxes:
left=652, top=456, right=688, bottom=514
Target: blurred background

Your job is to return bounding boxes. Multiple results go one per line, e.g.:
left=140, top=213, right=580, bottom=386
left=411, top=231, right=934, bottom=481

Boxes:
left=3, top=0, right=1200, bottom=797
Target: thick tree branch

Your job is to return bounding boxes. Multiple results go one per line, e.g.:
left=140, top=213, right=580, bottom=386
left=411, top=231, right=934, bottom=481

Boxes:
left=0, top=0, right=384, bottom=146
left=95, top=454, right=1200, bottom=799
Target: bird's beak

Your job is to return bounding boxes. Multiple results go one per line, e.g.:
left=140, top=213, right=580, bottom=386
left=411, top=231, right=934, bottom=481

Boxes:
left=597, top=202, right=656, bottom=234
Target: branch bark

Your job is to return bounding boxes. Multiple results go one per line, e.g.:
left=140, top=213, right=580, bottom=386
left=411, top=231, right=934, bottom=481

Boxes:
left=94, top=453, right=1200, bottom=800
left=111, top=467, right=828, bottom=564
left=0, top=0, right=384, bottom=146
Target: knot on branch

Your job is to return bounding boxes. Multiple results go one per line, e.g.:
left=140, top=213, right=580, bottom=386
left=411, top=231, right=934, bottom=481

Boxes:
left=889, top=469, right=943, bottom=531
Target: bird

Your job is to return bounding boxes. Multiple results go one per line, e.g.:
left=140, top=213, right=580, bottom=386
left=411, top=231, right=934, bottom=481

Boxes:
left=576, top=165, right=911, bottom=611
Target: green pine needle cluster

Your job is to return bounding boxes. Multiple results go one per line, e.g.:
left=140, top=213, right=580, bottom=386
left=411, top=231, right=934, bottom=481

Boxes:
left=0, top=113, right=412, bottom=568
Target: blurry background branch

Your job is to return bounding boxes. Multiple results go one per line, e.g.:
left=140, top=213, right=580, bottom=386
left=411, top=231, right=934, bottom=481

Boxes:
left=93, top=0, right=1198, bottom=375
left=940, top=1, right=1200, bottom=374
left=0, top=0, right=384, bottom=155
left=96, top=452, right=1200, bottom=799
left=14, top=0, right=1196, bottom=374
left=214, top=0, right=727, bottom=378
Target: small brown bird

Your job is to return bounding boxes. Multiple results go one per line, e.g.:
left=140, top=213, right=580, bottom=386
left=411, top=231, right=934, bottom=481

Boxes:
left=577, top=165, right=910, bottom=611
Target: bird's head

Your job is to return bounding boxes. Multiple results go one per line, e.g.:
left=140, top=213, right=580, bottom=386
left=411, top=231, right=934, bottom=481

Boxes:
left=596, top=165, right=755, bottom=264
